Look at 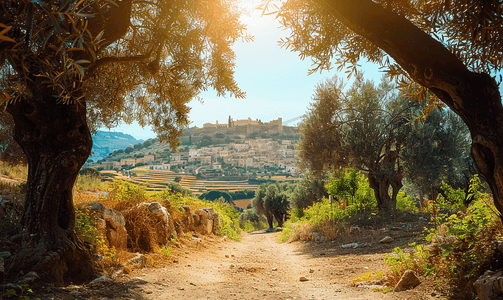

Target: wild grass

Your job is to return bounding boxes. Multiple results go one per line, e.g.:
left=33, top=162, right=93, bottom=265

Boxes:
left=0, top=161, right=27, bottom=181
left=74, top=174, right=102, bottom=191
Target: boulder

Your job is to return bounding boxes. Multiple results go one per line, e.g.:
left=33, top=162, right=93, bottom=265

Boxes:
left=474, top=270, right=503, bottom=300
left=380, top=236, right=394, bottom=243
left=191, top=208, right=219, bottom=235
left=394, top=270, right=421, bottom=292
left=174, top=221, right=184, bottom=237
left=141, top=202, right=175, bottom=242
left=195, top=209, right=209, bottom=220
left=127, top=253, right=147, bottom=267
left=18, top=271, right=39, bottom=285
left=350, top=225, right=361, bottom=235
left=161, top=198, right=171, bottom=209
left=192, top=213, right=200, bottom=224
left=78, top=202, right=127, bottom=250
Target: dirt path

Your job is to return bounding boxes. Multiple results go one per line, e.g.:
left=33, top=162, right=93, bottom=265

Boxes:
left=52, top=230, right=447, bottom=300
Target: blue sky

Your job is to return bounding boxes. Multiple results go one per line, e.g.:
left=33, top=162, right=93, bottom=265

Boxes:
left=110, top=1, right=383, bottom=140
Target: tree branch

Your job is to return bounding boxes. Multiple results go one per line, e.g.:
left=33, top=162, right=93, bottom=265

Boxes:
left=85, top=51, right=152, bottom=79
left=323, top=0, right=468, bottom=106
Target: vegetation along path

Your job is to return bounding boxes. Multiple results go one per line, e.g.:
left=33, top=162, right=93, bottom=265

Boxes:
left=44, top=231, right=445, bottom=300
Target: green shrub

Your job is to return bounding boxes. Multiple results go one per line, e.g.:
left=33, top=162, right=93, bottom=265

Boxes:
left=396, top=191, right=418, bottom=212
left=75, top=206, right=105, bottom=248
left=325, top=168, right=376, bottom=210
left=384, top=176, right=500, bottom=297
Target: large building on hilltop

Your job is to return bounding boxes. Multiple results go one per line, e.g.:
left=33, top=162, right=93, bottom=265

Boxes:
left=203, top=116, right=283, bottom=135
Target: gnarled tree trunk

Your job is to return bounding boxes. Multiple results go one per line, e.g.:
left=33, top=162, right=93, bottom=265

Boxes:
left=368, top=171, right=392, bottom=210
left=6, top=85, right=96, bottom=285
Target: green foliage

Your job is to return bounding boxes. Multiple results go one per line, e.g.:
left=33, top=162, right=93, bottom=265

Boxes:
left=435, top=174, right=483, bottom=210
left=1, top=284, right=41, bottom=300
left=352, top=271, right=384, bottom=283
left=157, top=246, right=173, bottom=257
left=79, top=167, right=101, bottom=177
left=253, top=182, right=296, bottom=227
left=325, top=168, right=376, bottom=209
left=229, top=190, right=256, bottom=200
left=402, top=108, right=475, bottom=198
left=165, top=182, right=192, bottom=196
left=384, top=178, right=499, bottom=296
left=173, top=176, right=182, bottom=183
left=143, top=140, right=153, bottom=148
left=290, top=172, right=328, bottom=209
left=198, top=190, right=233, bottom=203
left=396, top=191, right=418, bottom=212
left=239, top=208, right=268, bottom=232
left=279, top=197, right=358, bottom=242
left=75, top=206, right=105, bottom=248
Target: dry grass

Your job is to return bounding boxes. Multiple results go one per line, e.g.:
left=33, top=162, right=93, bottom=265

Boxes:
left=122, top=204, right=172, bottom=253
left=0, top=161, right=27, bottom=181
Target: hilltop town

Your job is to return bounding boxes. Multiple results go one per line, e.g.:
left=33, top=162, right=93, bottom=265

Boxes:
left=92, top=117, right=301, bottom=179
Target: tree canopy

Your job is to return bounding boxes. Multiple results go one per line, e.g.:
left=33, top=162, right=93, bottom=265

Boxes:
left=402, top=106, right=477, bottom=200
left=1, top=0, right=250, bottom=145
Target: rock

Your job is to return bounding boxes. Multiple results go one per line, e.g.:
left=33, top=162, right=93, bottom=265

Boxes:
left=225, top=254, right=230, bottom=258
left=146, top=202, right=167, bottom=218
left=272, top=267, right=278, bottom=271
left=0, top=251, right=12, bottom=259
left=195, top=209, right=208, bottom=220
left=201, top=218, right=213, bottom=235
left=314, top=235, right=326, bottom=242
left=90, top=275, right=112, bottom=285
left=380, top=236, right=394, bottom=243
left=0, top=256, right=4, bottom=274
left=419, top=217, right=428, bottom=222
left=192, top=213, right=199, bottom=224
left=192, top=208, right=219, bottom=235
left=432, top=235, right=458, bottom=245
left=299, top=276, right=310, bottom=282
left=341, top=242, right=363, bottom=248
left=18, top=271, right=39, bottom=285
left=350, top=225, right=361, bottom=235
left=309, top=269, right=314, bottom=273
left=394, top=270, right=421, bottom=292
left=182, top=205, right=191, bottom=214
left=230, top=264, right=236, bottom=268
left=162, top=198, right=171, bottom=209
left=474, top=270, right=503, bottom=300
left=127, top=253, right=147, bottom=267
left=77, top=201, right=127, bottom=249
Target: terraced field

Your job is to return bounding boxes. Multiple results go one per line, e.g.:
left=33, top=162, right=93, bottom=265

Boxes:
left=128, top=169, right=258, bottom=195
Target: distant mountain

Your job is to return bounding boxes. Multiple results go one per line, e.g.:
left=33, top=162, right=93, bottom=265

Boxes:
left=90, top=131, right=144, bottom=161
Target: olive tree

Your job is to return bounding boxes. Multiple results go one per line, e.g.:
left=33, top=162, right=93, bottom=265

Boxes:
left=298, top=75, right=413, bottom=209
left=0, top=0, right=248, bottom=283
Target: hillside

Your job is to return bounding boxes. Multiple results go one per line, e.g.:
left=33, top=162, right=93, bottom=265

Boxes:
left=90, top=131, right=144, bottom=161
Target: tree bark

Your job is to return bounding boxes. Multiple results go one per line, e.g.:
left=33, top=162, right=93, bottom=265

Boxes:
left=368, top=171, right=392, bottom=210
left=325, top=0, right=503, bottom=217
left=6, top=85, right=96, bottom=285
left=265, top=212, right=274, bottom=229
